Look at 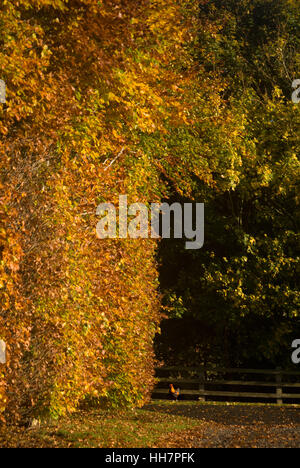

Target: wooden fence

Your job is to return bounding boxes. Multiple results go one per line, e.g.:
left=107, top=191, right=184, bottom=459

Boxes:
left=153, top=366, right=300, bottom=405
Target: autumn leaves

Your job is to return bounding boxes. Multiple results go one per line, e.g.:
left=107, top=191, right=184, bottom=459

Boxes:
left=0, top=0, right=191, bottom=421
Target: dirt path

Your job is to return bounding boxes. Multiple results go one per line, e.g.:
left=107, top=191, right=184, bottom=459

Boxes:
left=150, top=403, right=300, bottom=448
left=156, top=422, right=300, bottom=447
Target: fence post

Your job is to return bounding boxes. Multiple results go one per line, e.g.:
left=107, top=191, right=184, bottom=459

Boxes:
left=198, top=367, right=205, bottom=402
left=276, top=367, right=282, bottom=405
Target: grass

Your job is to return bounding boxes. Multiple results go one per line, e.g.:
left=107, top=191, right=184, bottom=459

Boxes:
left=0, top=402, right=200, bottom=448
left=1, top=400, right=300, bottom=448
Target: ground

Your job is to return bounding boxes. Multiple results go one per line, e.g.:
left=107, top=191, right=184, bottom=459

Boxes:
left=1, top=401, right=300, bottom=448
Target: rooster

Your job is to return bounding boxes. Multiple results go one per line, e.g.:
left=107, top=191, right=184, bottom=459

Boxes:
left=169, top=383, right=180, bottom=402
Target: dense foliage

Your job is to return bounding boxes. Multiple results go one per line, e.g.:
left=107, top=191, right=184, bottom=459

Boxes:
left=0, top=0, right=299, bottom=422
left=157, top=0, right=300, bottom=369
left=0, top=0, right=197, bottom=421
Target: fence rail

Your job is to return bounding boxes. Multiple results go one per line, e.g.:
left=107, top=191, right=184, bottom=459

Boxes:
left=153, top=367, right=300, bottom=404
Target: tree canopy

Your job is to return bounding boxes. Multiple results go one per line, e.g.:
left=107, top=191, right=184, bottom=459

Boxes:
left=0, top=0, right=299, bottom=421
